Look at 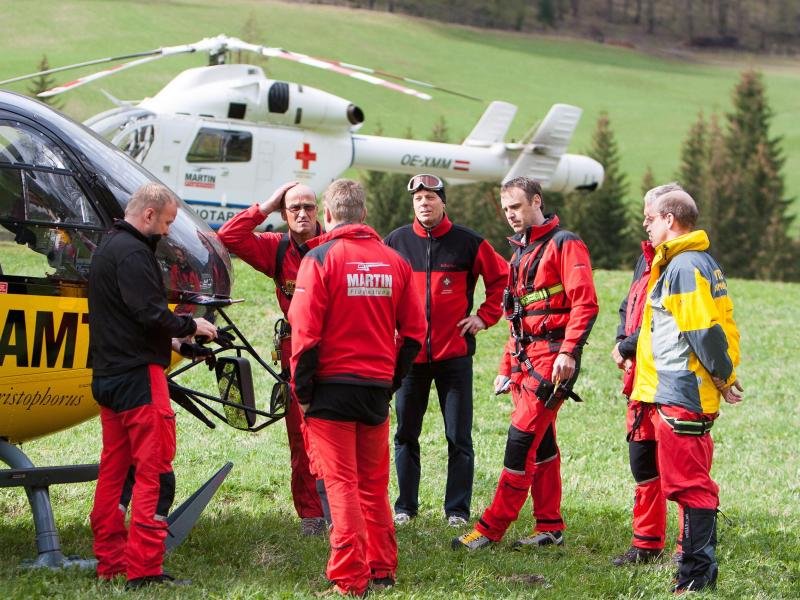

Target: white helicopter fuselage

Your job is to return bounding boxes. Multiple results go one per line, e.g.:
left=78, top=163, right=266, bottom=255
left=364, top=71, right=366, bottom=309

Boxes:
left=87, top=64, right=603, bottom=230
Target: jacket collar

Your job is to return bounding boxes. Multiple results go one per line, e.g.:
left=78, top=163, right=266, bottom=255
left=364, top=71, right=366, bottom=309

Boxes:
left=653, top=230, right=709, bottom=268
left=508, top=214, right=560, bottom=249
left=114, top=219, right=159, bottom=253
left=315, top=222, right=383, bottom=245
left=412, top=214, right=453, bottom=238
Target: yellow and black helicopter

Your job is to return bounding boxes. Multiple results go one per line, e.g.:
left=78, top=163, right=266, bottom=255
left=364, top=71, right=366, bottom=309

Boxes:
left=0, top=89, right=287, bottom=568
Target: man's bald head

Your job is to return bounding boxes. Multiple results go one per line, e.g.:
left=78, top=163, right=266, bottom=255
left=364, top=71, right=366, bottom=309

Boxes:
left=284, top=184, right=316, bottom=206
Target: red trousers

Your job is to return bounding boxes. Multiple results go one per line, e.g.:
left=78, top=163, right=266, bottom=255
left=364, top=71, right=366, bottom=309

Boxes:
left=281, top=337, right=324, bottom=519
left=626, top=401, right=683, bottom=550
left=90, top=365, right=176, bottom=581
left=477, top=379, right=564, bottom=541
left=306, top=417, right=396, bottom=596
left=655, top=404, right=719, bottom=510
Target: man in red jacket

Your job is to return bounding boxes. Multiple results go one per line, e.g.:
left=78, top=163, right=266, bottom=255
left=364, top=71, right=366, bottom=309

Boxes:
left=290, top=179, right=425, bottom=596
left=610, top=183, right=685, bottom=566
left=218, top=181, right=327, bottom=535
left=453, top=176, right=598, bottom=550
left=384, top=174, right=508, bottom=527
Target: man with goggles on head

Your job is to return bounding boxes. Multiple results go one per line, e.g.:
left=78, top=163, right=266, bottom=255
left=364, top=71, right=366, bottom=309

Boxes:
left=385, top=174, right=508, bottom=528
left=218, top=181, right=329, bottom=537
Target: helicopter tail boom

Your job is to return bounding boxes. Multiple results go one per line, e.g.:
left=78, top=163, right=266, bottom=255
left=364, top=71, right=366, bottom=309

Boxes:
left=351, top=102, right=603, bottom=192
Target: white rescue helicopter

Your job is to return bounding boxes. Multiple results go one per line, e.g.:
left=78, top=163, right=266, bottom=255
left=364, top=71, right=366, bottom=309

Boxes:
left=1, top=35, right=603, bottom=230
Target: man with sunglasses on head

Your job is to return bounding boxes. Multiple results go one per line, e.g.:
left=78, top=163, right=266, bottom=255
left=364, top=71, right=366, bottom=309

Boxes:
left=218, top=181, right=328, bottom=536
left=384, top=174, right=508, bottom=528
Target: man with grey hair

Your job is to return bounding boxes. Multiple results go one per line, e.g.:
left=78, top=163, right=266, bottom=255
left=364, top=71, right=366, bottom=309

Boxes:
left=610, top=182, right=685, bottom=568
left=632, top=186, right=742, bottom=592
left=88, top=182, right=217, bottom=588
left=289, top=179, right=425, bottom=596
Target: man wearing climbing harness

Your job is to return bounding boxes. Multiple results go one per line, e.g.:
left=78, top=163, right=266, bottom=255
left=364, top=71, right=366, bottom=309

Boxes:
left=218, top=181, right=329, bottom=536
left=632, top=188, right=742, bottom=593
left=453, top=176, right=598, bottom=551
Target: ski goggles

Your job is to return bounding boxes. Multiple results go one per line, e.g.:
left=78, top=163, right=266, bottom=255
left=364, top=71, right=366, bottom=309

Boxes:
left=407, top=174, right=444, bottom=193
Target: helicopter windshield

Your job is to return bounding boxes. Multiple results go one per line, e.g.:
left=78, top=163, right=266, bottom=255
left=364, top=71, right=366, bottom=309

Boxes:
left=0, top=95, right=232, bottom=300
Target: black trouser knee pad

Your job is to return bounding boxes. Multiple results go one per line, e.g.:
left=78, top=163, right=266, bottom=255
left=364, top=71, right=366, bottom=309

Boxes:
left=503, top=426, right=535, bottom=472
left=629, top=440, right=658, bottom=483
left=534, top=424, right=557, bottom=463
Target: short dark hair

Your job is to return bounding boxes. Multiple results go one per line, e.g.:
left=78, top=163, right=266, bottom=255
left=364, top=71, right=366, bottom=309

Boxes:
left=655, top=191, right=698, bottom=229
left=501, top=177, right=544, bottom=208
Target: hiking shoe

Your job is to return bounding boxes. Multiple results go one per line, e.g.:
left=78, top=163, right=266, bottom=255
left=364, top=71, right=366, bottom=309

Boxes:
left=370, top=577, right=395, bottom=591
left=611, top=546, right=663, bottom=566
left=512, top=530, right=564, bottom=550
left=452, top=528, right=493, bottom=550
left=393, top=512, right=412, bottom=526
left=447, top=515, right=468, bottom=528
left=301, top=517, right=327, bottom=536
left=125, top=572, right=191, bottom=589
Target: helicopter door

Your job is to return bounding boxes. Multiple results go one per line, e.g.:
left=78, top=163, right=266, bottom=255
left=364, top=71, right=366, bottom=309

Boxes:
left=180, top=125, right=254, bottom=230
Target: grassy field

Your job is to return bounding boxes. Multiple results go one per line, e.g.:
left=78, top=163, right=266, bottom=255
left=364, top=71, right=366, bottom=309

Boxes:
left=1, top=239, right=799, bottom=598
left=1, top=0, right=799, bottom=231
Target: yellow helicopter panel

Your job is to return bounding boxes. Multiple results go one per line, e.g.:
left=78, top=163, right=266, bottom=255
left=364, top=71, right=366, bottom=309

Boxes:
left=0, top=292, right=96, bottom=443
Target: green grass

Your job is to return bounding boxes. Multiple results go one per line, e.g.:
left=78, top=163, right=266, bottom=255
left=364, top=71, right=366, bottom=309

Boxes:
left=1, top=240, right=799, bottom=598
left=1, top=0, right=799, bottom=232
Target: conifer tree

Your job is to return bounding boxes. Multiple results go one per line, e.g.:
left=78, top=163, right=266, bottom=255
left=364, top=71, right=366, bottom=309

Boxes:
left=717, top=70, right=794, bottom=280
left=567, top=112, right=632, bottom=269
left=27, top=55, right=63, bottom=109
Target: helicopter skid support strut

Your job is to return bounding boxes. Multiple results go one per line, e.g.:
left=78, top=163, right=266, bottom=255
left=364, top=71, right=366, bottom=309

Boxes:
left=0, top=439, right=99, bottom=569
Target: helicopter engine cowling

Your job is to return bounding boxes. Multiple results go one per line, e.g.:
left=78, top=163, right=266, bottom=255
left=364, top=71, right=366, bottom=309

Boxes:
left=258, top=81, right=364, bottom=130
left=139, top=65, right=363, bottom=131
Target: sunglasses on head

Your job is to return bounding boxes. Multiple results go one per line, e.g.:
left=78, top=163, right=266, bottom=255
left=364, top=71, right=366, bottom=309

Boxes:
left=407, top=174, right=444, bottom=193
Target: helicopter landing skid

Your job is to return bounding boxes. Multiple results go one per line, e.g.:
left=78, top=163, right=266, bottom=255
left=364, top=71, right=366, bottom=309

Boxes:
left=0, top=439, right=99, bottom=569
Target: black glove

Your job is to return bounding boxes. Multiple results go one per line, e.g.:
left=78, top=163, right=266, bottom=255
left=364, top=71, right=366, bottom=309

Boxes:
left=216, top=329, right=235, bottom=349
left=179, top=342, right=216, bottom=370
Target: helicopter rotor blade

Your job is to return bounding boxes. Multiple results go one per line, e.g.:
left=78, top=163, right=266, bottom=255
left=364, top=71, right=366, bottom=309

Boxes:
left=37, top=54, right=166, bottom=97
left=229, top=40, right=435, bottom=101
left=0, top=51, right=163, bottom=86
left=333, top=61, right=482, bottom=102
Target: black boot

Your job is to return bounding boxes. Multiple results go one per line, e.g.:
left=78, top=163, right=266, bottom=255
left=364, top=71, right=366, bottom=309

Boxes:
left=673, top=507, right=718, bottom=593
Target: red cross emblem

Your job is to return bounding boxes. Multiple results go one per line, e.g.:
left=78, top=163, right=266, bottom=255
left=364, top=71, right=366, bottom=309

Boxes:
left=295, top=143, right=317, bottom=170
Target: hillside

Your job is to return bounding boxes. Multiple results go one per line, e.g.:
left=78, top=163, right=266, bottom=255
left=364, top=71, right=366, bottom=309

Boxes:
left=1, top=0, right=798, bottom=230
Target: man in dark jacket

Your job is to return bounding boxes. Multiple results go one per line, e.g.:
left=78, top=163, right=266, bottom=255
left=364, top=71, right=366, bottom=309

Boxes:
left=289, top=179, right=425, bottom=596
left=88, top=182, right=217, bottom=588
left=384, top=174, right=508, bottom=527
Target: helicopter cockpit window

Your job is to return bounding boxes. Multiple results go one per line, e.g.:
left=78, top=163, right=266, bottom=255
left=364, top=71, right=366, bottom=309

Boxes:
left=0, top=122, right=104, bottom=282
left=0, top=123, right=70, bottom=169
left=186, top=128, right=252, bottom=163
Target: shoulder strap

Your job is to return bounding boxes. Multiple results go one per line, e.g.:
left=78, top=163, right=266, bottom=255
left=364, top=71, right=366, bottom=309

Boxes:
left=274, top=233, right=292, bottom=297
left=511, top=226, right=560, bottom=292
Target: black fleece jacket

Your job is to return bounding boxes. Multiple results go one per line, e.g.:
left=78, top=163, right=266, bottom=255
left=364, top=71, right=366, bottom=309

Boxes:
left=88, top=220, right=196, bottom=376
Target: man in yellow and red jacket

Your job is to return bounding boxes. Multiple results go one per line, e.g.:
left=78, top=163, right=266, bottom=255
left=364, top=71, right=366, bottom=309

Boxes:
left=384, top=174, right=508, bottom=526
left=289, top=179, right=425, bottom=596
left=632, top=188, right=742, bottom=593
left=218, top=181, right=327, bottom=535
left=453, top=176, right=598, bottom=551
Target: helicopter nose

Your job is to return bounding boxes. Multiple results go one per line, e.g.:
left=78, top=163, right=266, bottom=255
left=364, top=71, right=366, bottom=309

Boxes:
left=347, top=104, right=364, bottom=125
